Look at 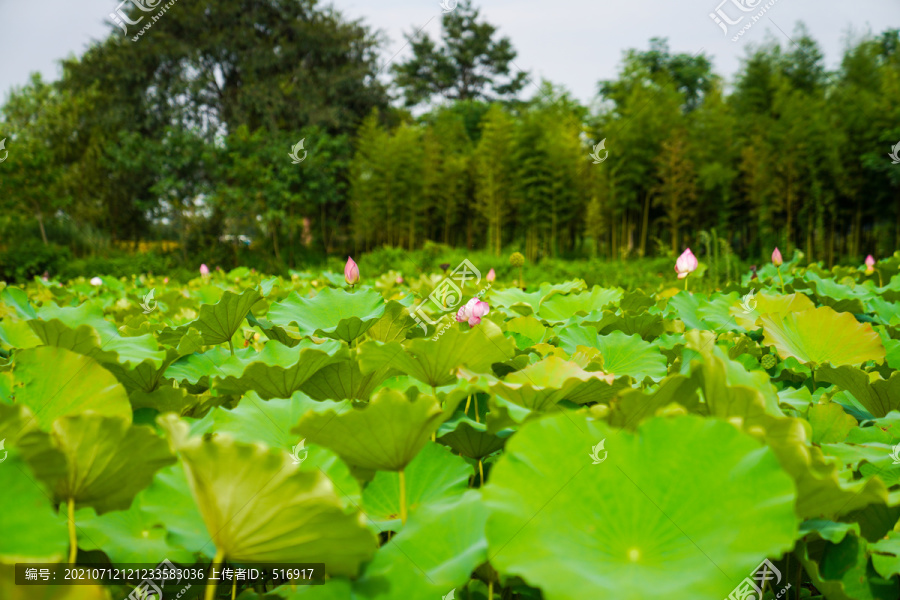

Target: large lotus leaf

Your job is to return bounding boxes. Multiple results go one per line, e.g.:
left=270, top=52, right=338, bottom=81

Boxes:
left=871, top=531, right=900, bottom=579
left=0, top=286, right=37, bottom=320
left=301, top=356, right=395, bottom=401
left=489, top=356, right=614, bottom=411
left=0, top=450, right=69, bottom=563
left=294, top=388, right=443, bottom=471
left=869, top=297, right=900, bottom=326
left=558, top=328, right=667, bottom=382
left=731, top=291, right=816, bottom=329
left=817, top=365, right=900, bottom=418
left=31, top=303, right=166, bottom=369
left=353, top=491, right=488, bottom=599
left=761, top=306, right=886, bottom=367
left=362, top=442, right=472, bottom=527
left=536, top=286, right=622, bottom=323
left=367, top=300, right=414, bottom=343
left=0, top=319, right=41, bottom=349
left=139, top=463, right=211, bottom=558
left=438, top=416, right=512, bottom=459
left=267, top=287, right=385, bottom=342
left=47, top=413, right=176, bottom=514
left=358, top=320, right=515, bottom=388
left=797, top=530, right=897, bottom=600
left=158, top=415, right=377, bottom=574
left=505, top=316, right=548, bottom=349
left=189, top=391, right=360, bottom=506
left=7, top=346, right=131, bottom=429
left=74, top=497, right=196, bottom=564
left=589, top=311, right=667, bottom=341
left=483, top=413, right=798, bottom=599
left=808, top=402, right=857, bottom=444
left=608, top=373, right=700, bottom=429
left=195, top=288, right=263, bottom=346
left=490, top=281, right=586, bottom=316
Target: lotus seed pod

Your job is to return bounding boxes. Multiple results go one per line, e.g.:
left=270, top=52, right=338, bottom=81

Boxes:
left=509, top=252, right=525, bottom=268
left=761, top=354, right=776, bottom=369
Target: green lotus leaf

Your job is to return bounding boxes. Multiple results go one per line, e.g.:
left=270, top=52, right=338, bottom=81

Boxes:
left=869, top=297, right=900, bottom=326
left=618, top=289, right=655, bottom=314
left=367, top=299, right=415, bottom=343
left=48, top=413, right=176, bottom=514
left=731, top=291, right=816, bottom=329
left=438, top=409, right=513, bottom=459
left=489, top=356, right=615, bottom=411
left=358, top=320, right=515, bottom=388
left=0, top=450, right=69, bottom=563
left=589, top=311, right=667, bottom=341
left=797, top=529, right=897, bottom=600
left=0, top=319, right=41, bottom=349
left=505, top=316, right=547, bottom=349
left=490, top=281, right=586, bottom=316
left=267, top=287, right=385, bottom=342
left=7, top=346, right=131, bottom=429
left=817, top=365, right=900, bottom=418
left=31, top=303, right=167, bottom=369
left=293, top=388, right=443, bottom=471
left=139, top=463, right=211, bottom=557
left=761, top=306, right=886, bottom=368
left=158, top=415, right=377, bottom=574
left=808, top=402, right=857, bottom=444
left=558, top=328, right=667, bottom=382
left=301, top=356, right=395, bottom=401
left=354, top=491, right=488, bottom=599
left=0, top=286, right=37, bottom=320
left=799, top=519, right=859, bottom=544
left=871, top=531, right=900, bottom=579
left=362, top=442, right=472, bottom=527
left=195, top=288, right=263, bottom=347
left=483, top=413, right=799, bottom=599
left=128, top=385, right=197, bottom=414
left=608, top=373, right=700, bottom=429
left=536, top=286, right=622, bottom=323
left=74, top=497, right=195, bottom=564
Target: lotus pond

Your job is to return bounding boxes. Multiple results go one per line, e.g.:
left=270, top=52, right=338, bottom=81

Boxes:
left=4, top=254, right=900, bottom=600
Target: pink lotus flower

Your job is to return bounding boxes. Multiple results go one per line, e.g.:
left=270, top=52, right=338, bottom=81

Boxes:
left=456, top=297, right=490, bottom=327
left=865, top=254, right=875, bottom=274
left=486, top=268, right=496, bottom=282
left=344, top=256, right=359, bottom=286
left=674, top=248, right=698, bottom=280
left=200, top=264, right=210, bottom=276
left=395, top=276, right=404, bottom=284
left=771, top=248, right=783, bottom=267
left=163, top=277, right=169, bottom=284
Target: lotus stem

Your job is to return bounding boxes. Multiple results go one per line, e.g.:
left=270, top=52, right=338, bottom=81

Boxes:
left=684, top=276, right=688, bottom=292
left=877, top=269, right=884, bottom=287
left=478, top=459, right=484, bottom=487
left=228, top=339, right=235, bottom=356
left=431, top=386, right=438, bottom=442
left=464, top=394, right=472, bottom=415
left=518, top=266, right=524, bottom=290
left=474, top=395, right=480, bottom=424
left=776, top=267, right=785, bottom=295
left=67, top=497, right=77, bottom=565
left=205, top=549, right=226, bottom=600
left=488, top=580, right=494, bottom=599
left=399, top=470, right=408, bottom=526
left=232, top=577, right=237, bottom=600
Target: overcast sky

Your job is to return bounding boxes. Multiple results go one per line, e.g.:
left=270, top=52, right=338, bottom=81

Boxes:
left=1, top=0, right=898, bottom=106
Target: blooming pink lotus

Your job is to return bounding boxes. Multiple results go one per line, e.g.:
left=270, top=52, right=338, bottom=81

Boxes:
left=674, top=248, right=698, bottom=280
left=200, top=264, right=210, bottom=276
left=344, top=256, right=359, bottom=286
left=865, top=254, right=875, bottom=274
left=486, top=268, right=496, bottom=282
left=456, top=297, right=490, bottom=327
left=771, top=247, right=783, bottom=267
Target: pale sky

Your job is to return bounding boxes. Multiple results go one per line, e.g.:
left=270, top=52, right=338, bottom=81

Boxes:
left=1, top=0, right=899, bottom=105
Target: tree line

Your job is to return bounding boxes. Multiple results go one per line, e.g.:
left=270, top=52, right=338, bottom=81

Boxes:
left=0, top=0, right=898, bottom=270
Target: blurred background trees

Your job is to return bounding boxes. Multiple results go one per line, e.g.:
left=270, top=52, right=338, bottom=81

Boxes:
left=0, top=0, right=898, bottom=280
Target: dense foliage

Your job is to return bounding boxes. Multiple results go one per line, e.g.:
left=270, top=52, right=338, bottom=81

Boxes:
left=4, top=253, right=900, bottom=598
left=1, top=2, right=897, bottom=269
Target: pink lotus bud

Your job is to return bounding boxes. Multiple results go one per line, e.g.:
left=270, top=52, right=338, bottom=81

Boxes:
left=344, top=256, right=359, bottom=285
left=865, top=254, right=875, bottom=274
left=163, top=277, right=169, bottom=284
left=456, top=297, right=490, bottom=327
left=771, top=248, right=783, bottom=267
left=674, top=248, right=698, bottom=280
left=200, top=264, right=210, bottom=276
left=486, top=268, right=496, bottom=282
left=395, top=276, right=404, bottom=284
